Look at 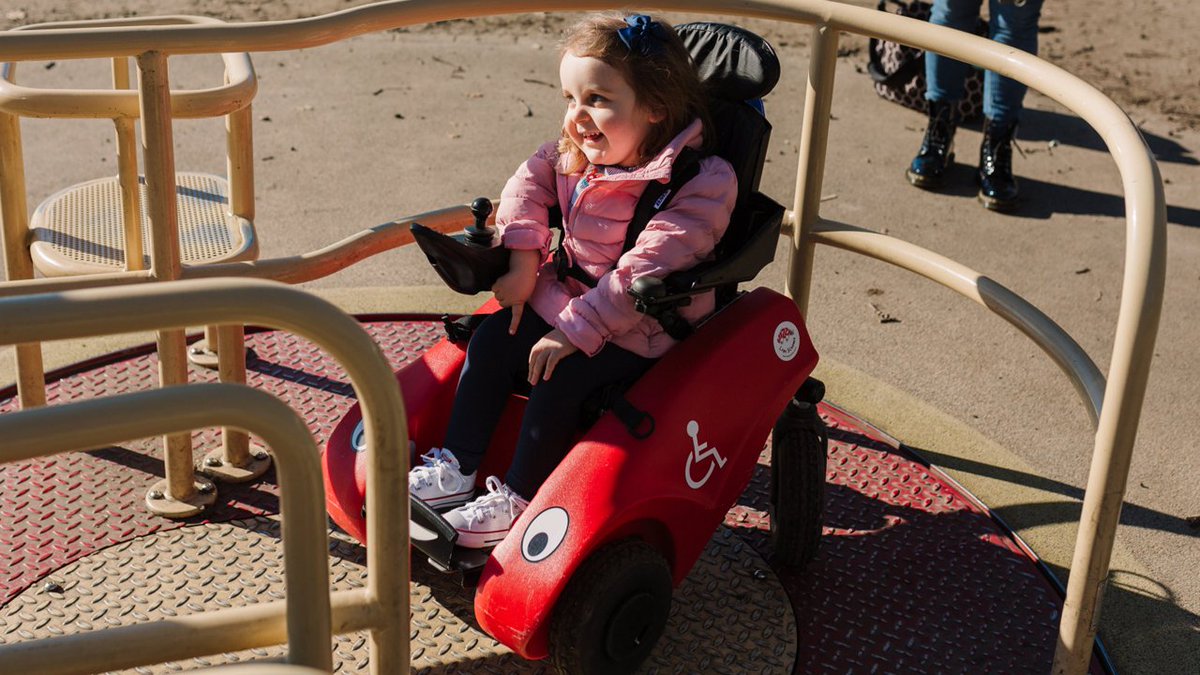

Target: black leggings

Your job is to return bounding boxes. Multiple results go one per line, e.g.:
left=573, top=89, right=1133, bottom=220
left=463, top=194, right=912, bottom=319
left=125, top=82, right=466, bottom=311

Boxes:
left=443, top=307, right=656, bottom=501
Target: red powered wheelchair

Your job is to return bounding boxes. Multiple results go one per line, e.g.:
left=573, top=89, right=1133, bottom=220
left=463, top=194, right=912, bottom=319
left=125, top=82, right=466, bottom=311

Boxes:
left=322, top=22, right=828, bottom=674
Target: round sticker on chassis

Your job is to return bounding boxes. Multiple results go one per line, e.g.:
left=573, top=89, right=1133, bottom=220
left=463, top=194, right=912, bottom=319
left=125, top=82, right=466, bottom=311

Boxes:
left=521, top=507, right=569, bottom=563
left=773, top=320, right=800, bottom=362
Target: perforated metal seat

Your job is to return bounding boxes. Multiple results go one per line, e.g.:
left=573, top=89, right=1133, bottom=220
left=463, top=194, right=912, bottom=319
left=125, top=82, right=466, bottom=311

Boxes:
left=29, top=172, right=257, bottom=276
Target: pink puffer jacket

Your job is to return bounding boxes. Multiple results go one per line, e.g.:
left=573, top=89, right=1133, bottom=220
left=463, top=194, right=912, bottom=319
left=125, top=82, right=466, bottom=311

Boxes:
left=497, top=119, right=737, bottom=358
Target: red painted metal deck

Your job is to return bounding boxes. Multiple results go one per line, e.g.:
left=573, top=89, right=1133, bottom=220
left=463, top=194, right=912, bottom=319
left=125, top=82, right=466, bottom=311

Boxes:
left=0, top=316, right=1109, bottom=673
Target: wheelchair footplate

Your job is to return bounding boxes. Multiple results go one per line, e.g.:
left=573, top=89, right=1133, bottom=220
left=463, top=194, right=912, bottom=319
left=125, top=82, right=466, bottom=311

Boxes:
left=410, top=495, right=491, bottom=582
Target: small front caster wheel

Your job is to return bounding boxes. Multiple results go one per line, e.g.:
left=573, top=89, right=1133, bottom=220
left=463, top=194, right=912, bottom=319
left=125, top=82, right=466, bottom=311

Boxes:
left=770, top=377, right=828, bottom=569
left=548, top=539, right=672, bottom=675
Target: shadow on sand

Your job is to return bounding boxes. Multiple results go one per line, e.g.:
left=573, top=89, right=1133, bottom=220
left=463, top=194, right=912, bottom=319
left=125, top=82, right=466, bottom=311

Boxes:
left=908, top=443, right=1200, bottom=675
left=934, top=108, right=1200, bottom=227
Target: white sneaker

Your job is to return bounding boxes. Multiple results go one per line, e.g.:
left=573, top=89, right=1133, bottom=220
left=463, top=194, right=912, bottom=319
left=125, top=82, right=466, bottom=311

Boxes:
left=408, top=448, right=476, bottom=509
left=444, top=476, right=529, bottom=549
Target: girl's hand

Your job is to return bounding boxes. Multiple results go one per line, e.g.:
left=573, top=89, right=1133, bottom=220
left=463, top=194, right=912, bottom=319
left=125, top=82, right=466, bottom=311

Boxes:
left=492, top=249, right=540, bottom=334
left=528, top=328, right=579, bottom=384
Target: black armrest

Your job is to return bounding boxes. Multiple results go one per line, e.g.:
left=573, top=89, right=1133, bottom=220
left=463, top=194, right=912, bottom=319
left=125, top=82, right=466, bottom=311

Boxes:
left=629, top=191, right=784, bottom=312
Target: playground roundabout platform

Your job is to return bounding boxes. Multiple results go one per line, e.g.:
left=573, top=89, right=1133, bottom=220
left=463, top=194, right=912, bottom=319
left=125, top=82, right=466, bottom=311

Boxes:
left=0, top=316, right=1110, bottom=674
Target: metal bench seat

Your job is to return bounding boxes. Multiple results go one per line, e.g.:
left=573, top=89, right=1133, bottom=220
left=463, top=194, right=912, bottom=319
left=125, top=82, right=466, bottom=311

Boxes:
left=29, top=172, right=257, bottom=276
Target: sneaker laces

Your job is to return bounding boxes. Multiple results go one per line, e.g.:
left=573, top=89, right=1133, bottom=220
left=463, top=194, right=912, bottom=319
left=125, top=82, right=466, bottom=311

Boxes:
left=460, top=476, right=527, bottom=526
left=408, top=448, right=466, bottom=492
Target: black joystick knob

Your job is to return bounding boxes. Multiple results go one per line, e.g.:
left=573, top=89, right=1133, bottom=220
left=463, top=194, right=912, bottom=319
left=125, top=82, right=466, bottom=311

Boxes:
left=464, top=197, right=495, bottom=248
left=630, top=276, right=666, bottom=301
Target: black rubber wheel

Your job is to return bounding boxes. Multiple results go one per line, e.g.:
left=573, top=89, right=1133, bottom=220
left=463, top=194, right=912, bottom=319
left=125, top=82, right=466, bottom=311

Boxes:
left=769, top=378, right=828, bottom=568
left=548, top=539, right=673, bottom=675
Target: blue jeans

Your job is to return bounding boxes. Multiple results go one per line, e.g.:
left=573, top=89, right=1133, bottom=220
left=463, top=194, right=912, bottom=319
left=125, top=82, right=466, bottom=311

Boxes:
left=443, top=306, right=656, bottom=501
left=925, top=0, right=1044, bottom=125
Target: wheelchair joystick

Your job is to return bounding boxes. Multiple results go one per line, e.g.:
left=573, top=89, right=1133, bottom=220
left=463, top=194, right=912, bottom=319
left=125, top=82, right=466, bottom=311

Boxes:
left=629, top=276, right=666, bottom=312
left=464, top=197, right=496, bottom=248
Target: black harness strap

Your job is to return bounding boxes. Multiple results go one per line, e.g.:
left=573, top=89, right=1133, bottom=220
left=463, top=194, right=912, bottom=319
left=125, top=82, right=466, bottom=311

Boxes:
left=551, top=147, right=703, bottom=288
left=610, top=393, right=656, bottom=439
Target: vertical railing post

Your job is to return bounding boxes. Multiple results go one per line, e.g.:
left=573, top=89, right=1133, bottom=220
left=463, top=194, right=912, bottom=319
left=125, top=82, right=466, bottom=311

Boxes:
left=210, top=82, right=260, bottom=478
left=787, top=23, right=840, bottom=317
left=1052, top=165, right=1167, bottom=674
left=366, top=405, right=410, bottom=673
left=199, top=323, right=272, bottom=482
left=136, top=50, right=216, bottom=517
left=195, top=72, right=261, bottom=481
left=112, top=56, right=146, bottom=272
left=226, top=96, right=255, bottom=224
left=0, top=104, right=47, bottom=409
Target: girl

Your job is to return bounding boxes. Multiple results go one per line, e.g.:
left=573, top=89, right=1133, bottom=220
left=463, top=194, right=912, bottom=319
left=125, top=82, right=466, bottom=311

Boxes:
left=408, top=13, right=738, bottom=548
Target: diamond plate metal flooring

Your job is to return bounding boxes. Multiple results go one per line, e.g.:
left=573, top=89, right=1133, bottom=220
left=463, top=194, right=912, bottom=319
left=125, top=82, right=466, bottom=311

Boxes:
left=0, top=317, right=1103, bottom=673
left=0, top=517, right=793, bottom=674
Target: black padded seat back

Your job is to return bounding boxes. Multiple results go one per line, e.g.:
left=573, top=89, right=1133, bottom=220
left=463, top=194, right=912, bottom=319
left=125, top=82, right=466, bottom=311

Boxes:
left=677, top=22, right=781, bottom=205
left=707, top=98, right=773, bottom=207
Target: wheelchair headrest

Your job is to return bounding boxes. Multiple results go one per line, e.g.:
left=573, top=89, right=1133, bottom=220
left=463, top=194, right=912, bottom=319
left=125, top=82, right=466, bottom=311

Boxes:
left=674, top=23, right=780, bottom=205
left=676, top=23, right=781, bottom=102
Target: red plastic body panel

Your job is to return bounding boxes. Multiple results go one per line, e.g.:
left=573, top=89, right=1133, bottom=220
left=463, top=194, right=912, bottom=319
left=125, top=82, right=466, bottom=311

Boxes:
left=474, top=288, right=817, bottom=659
left=322, top=300, right=521, bottom=544
left=322, top=289, right=816, bottom=660
left=323, top=337, right=464, bottom=543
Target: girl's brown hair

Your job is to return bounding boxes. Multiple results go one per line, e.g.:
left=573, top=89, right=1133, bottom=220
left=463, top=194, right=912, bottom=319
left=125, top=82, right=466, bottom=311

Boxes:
left=557, top=14, right=710, bottom=174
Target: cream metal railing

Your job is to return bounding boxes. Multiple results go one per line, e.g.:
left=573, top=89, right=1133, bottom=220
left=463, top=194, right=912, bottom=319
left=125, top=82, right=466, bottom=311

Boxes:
left=0, top=2, right=1165, bottom=674
left=0, top=384, right=333, bottom=673
left=0, top=15, right=262, bottom=512
left=0, top=280, right=411, bottom=674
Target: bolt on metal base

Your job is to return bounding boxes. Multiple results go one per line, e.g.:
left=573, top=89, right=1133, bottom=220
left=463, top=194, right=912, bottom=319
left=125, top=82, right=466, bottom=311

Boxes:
left=186, top=339, right=221, bottom=369
left=144, top=476, right=218, bottom=518
left=186, top=340, right=255, bottom=370
left=198, top=446, right=272, bottom=484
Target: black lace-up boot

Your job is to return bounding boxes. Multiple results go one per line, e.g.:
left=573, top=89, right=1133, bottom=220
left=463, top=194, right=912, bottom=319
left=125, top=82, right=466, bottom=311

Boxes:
left=906, top=100, right=958, bottom=189
left=977, top=117, right=1020, bottom=211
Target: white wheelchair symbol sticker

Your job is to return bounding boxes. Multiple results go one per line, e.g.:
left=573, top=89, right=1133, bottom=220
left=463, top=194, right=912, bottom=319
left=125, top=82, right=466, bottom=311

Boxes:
left=684, top=420, right=727, bottom=490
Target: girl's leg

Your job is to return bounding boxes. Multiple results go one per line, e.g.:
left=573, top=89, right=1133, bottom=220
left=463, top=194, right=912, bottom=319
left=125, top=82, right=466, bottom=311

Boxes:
left=983, top=0, right=1044, bottom=125
left=925, top=0, right=984, bottom=104
left=503, top=344, right=657, bottom=501
left=442, top=307, right=551, bottom=474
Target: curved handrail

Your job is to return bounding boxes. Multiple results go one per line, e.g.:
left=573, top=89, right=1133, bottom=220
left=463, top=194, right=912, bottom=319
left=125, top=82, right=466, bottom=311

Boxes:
left=0, top=278, right=411, bottom=674
left=0, top=384, right=331, bottom=673
left=0, top=16, right=256, bottom=120
left=807, top=217, right=1107, bottom=426
left=0, top=202, right=486, bottom=298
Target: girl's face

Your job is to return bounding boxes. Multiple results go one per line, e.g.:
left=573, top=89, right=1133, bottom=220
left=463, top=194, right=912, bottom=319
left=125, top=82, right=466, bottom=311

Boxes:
left=559, top=52, right=663, bottom=168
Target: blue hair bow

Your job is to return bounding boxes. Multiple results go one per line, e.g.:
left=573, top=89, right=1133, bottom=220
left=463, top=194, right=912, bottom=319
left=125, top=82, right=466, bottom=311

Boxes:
left=617, top=14, right=668, bottom=57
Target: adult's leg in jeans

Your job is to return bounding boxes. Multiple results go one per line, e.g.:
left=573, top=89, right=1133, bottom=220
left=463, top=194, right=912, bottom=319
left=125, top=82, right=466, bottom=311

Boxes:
left=926, top=0, right=984, bottom=103
left=503, top=344, right=657, bottom=501
left=442, top=307, right=551, bottom=475
left=984, top=0, right=1043, bottom=125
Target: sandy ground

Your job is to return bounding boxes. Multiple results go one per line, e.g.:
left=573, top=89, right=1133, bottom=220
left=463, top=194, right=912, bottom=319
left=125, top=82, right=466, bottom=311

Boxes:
left=1, top=1, right=1198, bottom=673
left=4, top=0, right=1198, bottom=132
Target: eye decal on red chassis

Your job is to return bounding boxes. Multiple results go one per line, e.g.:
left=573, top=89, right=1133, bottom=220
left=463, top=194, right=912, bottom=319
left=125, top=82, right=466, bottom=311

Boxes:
left=351, top=421, right=367, bottom=453
left=521, top=507, right=570, bottom=563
